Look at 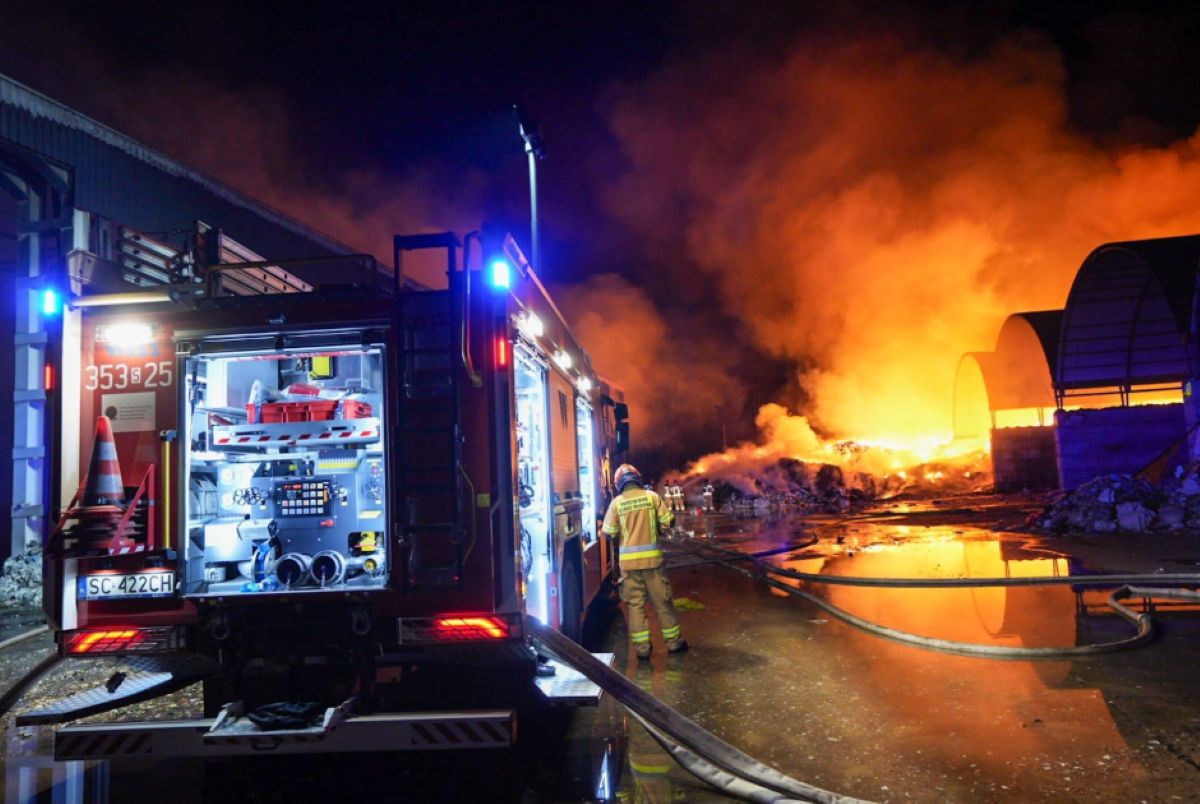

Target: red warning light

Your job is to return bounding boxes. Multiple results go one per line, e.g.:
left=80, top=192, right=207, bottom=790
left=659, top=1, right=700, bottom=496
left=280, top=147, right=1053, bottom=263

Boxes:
left=496, top=337, right=509, bottom=368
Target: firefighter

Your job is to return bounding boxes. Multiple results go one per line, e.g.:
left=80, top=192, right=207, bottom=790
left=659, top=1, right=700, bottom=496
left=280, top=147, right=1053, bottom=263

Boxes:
left=603, top=464, right=687, bottom=659
left=671, top=482, right=685, bottom=513
left=701, top=481, right=715, bottom=512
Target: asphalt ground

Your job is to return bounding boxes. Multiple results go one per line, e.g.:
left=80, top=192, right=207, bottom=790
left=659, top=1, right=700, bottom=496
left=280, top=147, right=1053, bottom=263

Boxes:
left=3, top=494, right=1200, bottom=802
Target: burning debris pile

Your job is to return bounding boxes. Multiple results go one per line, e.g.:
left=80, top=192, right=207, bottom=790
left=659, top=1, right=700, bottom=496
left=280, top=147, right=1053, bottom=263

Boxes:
left=1033, top=466, right=1200, bottom=534
left=702, top=460, right=878, bottom=514
left=0, top=541, right=43, bottom=609
left=677, top=404, right=993, bottom=513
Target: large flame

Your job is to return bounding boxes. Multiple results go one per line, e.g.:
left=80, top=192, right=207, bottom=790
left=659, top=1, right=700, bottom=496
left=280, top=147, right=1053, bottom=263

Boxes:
left=681, top=403, right=989, bottom=497
left=576, top=25, right=1200, bottom=481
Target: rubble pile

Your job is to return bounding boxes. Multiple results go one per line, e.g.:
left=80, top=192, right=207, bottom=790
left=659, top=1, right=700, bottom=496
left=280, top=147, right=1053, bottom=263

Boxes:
left=0, top=541, right=43, bottom=608
left=1034, top=466, right=1200, bottom=534
left=713, top=459, right=878, bottom=514
left=699, top=453, right=992, bottom=515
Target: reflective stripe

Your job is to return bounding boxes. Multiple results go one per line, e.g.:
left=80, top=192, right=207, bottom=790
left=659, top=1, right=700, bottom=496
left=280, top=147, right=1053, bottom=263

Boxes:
left=619, top=547, right=662, bottom=561
left=630, top=630, right=651, bottom=643
left=602, top=523, right=620, bottom=535
left=662, top=625, right=681, bottom=639
left=630, top=761, right=672, bottom=775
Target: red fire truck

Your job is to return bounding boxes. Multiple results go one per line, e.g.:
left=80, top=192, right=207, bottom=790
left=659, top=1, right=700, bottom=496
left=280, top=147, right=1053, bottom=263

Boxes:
left=29, top=226, right=630, bottom=753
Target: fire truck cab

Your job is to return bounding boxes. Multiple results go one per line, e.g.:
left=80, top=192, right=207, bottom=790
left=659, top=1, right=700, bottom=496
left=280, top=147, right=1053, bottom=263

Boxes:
left=32, top=225, right=630, bottom=749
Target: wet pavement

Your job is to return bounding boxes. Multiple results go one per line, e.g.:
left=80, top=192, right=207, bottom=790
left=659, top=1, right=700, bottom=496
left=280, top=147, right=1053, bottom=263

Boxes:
left=4, top=495, right=1200, bottom=801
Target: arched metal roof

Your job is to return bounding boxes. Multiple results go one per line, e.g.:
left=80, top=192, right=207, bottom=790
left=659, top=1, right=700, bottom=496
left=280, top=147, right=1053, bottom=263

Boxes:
left=1056, top=236, right=1199, bottom=391
left=954, top=311, right=1061, bottom=418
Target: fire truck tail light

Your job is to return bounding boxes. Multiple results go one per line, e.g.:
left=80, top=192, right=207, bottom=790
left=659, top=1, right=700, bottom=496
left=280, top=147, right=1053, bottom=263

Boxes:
left=64, top=626, right=181, bottom=655
left=434, top=616, right=509, bottom=639
left=400, top=615, right=520, bottom=643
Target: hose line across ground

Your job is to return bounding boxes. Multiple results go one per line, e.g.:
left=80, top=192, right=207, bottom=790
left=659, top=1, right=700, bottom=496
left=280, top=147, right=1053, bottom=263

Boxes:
left=679, top=538, right=1200, bottom=660
left=529, top=619, right=871, bottom=804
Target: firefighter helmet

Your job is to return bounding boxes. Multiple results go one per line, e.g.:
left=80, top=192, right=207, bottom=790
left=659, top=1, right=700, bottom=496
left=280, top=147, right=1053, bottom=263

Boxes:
left=613, top=463, right=643, bottom=492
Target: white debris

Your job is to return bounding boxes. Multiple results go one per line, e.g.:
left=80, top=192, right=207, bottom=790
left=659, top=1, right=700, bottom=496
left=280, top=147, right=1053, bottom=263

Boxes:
left=1033, top=463, right=1200, bottom=534
left=0, top=541, right=43, bottom=608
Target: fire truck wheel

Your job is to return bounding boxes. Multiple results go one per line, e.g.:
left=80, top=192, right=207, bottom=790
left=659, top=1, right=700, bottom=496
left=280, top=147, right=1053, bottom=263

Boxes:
left=560, top=556, right=583, bottom=644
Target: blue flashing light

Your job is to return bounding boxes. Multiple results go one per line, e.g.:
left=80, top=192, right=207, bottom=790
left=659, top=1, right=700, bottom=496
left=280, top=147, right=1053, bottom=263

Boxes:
left=488, top=259, right=512, bottom=290
left=40, top=288, right=61, bottom=316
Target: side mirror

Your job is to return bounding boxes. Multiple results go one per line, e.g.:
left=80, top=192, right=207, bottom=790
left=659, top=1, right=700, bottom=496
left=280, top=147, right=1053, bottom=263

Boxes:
left=616, top=421, right=630, bottom=453
left=614, top=402, right=629, bottom=422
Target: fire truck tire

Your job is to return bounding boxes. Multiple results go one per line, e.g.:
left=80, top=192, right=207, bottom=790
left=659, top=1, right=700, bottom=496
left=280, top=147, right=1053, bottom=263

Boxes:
left=560, top=556, right=583, bottom=644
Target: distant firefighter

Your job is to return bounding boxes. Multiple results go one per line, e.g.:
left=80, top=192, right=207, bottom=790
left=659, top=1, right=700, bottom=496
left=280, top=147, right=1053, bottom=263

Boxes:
left=701, top=481, right=715, bottom=512
left=603, top=464, right=687, bottom=659
left=671, top=482, right=685, bottom=512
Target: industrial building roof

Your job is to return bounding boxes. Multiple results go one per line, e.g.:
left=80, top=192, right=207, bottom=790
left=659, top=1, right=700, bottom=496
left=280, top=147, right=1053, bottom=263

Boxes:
left=0, top=73, right=357, bottom=261
left=1056, top=235, right=1199, bottom=391
left=955, top=310, right=1061, bottom=421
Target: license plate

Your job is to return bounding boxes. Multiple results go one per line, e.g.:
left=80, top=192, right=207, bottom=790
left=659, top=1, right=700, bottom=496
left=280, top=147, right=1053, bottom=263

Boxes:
left=78, top=572, right=175, bottom=600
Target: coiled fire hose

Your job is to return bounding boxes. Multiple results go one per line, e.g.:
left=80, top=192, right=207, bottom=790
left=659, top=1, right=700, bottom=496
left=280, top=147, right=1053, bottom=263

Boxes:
left=681, top=538, right=1200, bottom=659
left=529, top=618, right=870, bottom=804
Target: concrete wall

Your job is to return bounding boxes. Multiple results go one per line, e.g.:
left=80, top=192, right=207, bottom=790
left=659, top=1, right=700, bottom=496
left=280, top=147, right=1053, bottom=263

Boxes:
left=992, top=426, right=1059, bottom=492
left=1055, top=403, right=1186, bottom=489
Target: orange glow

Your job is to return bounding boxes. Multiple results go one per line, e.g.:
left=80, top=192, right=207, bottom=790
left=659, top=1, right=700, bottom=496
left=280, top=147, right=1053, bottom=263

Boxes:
left=562, top=28, right=1200, bottom=471
left=44, top=362, right=54, bottom=391
left=683, top=402, right=990, bottom=491
left=993, top=408, right=1051, bottom=429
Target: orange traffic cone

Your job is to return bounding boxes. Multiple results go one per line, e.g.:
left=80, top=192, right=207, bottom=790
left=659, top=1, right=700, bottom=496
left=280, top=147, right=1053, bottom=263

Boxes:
left=82, top=416, right=126, bottom=508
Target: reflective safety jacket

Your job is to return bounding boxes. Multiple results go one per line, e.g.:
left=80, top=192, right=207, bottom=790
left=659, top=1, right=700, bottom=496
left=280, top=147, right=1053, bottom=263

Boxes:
left=602, top=487, right=673, bottom=570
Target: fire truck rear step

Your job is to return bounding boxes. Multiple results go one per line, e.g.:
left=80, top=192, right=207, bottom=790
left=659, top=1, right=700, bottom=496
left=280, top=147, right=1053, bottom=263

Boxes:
left=203, top=697, right=355, bottom=745
left=534, top=652, right=614, bottom=706
left=53, top=709, right=516, bottom=759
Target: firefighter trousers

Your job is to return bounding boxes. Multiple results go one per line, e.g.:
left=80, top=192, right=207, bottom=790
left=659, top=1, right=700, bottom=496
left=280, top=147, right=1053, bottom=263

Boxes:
left=620, top=566, right=683, bottom=654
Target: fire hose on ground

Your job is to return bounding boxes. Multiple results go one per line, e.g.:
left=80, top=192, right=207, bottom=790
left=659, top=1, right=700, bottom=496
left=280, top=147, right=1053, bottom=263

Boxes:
left=680, top=538, right=1200, bottom=659
left=529, top=618, right=870, bottom=804
left=533, top=536, right=1200, bottom=801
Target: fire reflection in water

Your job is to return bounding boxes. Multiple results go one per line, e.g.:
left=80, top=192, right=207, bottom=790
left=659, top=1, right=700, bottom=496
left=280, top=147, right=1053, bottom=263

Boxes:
left=771, top=534, right=1141, bottom=782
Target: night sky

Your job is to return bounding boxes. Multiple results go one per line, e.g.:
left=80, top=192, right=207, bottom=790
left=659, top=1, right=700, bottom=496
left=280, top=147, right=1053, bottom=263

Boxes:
left=5, top=1, right=1200, bottom=471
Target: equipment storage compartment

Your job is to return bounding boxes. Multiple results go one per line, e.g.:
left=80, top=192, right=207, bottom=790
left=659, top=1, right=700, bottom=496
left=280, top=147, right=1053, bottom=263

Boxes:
left=181, top=340, right=390, bottom=597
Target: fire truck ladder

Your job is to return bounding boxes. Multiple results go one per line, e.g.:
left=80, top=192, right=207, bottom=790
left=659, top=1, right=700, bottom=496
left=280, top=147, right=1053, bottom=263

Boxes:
left=395, top=234, right=466, bottom=589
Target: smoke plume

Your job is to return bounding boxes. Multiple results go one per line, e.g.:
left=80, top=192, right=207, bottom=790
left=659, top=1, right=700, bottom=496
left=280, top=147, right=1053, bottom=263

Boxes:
left=558, top=274, right=742, bottom=452
left=596, top=28, right=1200, bottom=448
left=0, top=13, right=478, bottom=289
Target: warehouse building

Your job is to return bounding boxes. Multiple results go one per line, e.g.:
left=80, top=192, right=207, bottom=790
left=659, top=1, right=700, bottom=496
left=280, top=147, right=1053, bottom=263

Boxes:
left=1, top=73, right=365, bottom=562
left=958, top=235, right=1199, bottom=492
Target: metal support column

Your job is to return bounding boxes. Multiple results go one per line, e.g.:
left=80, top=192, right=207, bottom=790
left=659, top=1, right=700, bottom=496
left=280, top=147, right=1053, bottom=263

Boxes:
left=5, top=159, right=71, bottom=559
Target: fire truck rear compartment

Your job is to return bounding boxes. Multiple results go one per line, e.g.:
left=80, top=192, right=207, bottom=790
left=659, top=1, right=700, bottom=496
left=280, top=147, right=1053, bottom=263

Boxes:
left=181, top=342, right=390, bottom=597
